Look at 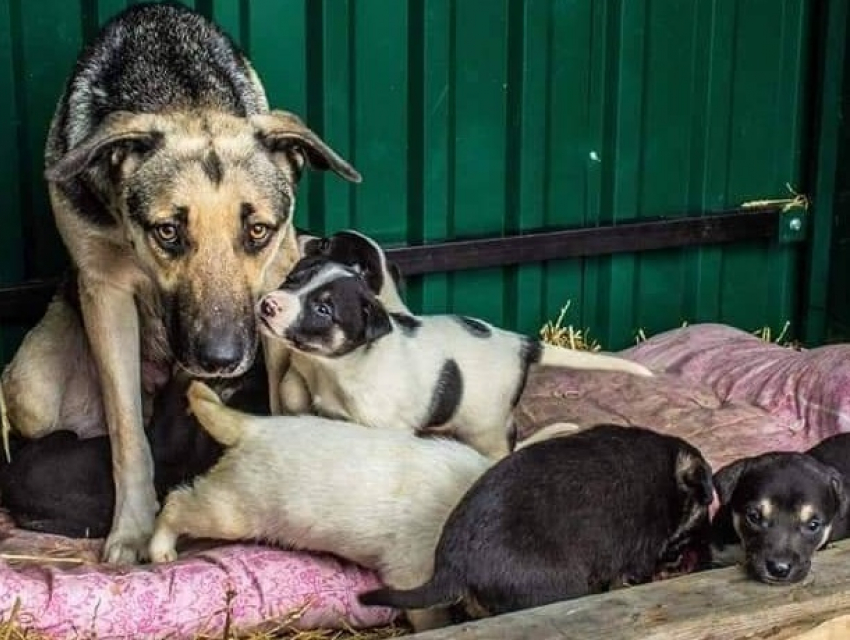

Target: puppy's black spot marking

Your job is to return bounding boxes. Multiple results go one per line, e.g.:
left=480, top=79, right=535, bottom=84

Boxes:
left=391, top=313, right=421, bottom=336
left=200, top=149, right=224, bottom=185
left=510, top=338, right=543, bottom=408
left=454, top=316, right=492, bottom=338
left=423, top=359, right=463, bottom=429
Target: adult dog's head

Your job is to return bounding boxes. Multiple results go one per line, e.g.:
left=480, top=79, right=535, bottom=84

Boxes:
left=45, top=110, right=360, bottom=377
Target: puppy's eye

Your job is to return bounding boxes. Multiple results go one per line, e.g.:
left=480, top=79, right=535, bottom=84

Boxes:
left=153, top=223, right=179, bottom=245
left=805, top=518, right=822, bottom=533
left=313, top=301, right=332, bottom=318
left=248, top=223, right=272, bottom=245
left=745, top=507, right=763, bottom=527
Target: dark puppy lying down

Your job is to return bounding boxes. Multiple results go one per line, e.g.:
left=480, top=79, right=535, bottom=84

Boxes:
left=359, top=424, right=714, bottom=618
left=0, top=364, right=267, bottom=538
left=710, top=433, right=850, bottom=584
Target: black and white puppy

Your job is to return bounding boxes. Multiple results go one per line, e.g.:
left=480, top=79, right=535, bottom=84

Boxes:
left=257, top=258, right=653, bottom=459
left=358, top=424, right=714, bottom=618
left=710, top=444, right=849, bottom=584
left=0, top=363, right=268, bottom=539
left=299, top=229, right=409, bottom=313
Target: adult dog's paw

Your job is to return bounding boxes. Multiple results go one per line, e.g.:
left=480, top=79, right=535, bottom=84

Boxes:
left=102, top=530, right=151, bottom=564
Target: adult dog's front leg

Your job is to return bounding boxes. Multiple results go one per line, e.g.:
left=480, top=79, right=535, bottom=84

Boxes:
left=79, top=277, right=157, bottom=564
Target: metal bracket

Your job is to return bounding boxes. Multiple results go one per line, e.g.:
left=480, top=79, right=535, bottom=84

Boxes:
left=778, top=206, right=808, bottom=243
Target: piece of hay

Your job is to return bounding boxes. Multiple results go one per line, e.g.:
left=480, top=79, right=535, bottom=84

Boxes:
left=539, top=302, right=601, bottom=352
left=740, top=183, right=810, bottom=213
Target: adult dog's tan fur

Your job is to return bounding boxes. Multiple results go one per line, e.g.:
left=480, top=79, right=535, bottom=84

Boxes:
left=0, top=4, right=359, bottom=563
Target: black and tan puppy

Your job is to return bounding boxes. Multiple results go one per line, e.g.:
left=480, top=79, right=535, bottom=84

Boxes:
left=0, top=363, right=268, bottom=539
left=359, top=424, right=713, bottom=619
left=257, top=259, right=653, bottom=459
left=0, top=2, right=360, bottom=563
left=710, top=445, right=849, bottom=584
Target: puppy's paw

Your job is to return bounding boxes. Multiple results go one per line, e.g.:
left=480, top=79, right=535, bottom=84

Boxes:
left=102, top=530, right=151, bottom=565
left=187, top=380, right=223, bottom=413
left=148, top=527, right=179, bottom=564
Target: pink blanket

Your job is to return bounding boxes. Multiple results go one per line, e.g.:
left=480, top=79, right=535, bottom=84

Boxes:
left=1, top=322, right=846, bottom=638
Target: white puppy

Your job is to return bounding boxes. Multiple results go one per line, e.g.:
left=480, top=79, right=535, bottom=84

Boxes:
left=256, top=256, right=654, bottom=459
left=148, top=381, right=491, bottom=631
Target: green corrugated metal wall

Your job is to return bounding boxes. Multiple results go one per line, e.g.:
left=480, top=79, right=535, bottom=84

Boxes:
left=0, top=0, right=814, bottom=365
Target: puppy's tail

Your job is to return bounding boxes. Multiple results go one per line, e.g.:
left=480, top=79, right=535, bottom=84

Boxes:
left=186, top=381, right=246, bottom=447
left=358, top=572, right=462, bottom=611
left=538, top=343, right=653, bottom=377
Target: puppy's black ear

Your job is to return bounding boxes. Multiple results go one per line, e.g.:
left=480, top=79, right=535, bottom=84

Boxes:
left=713, top=459, right=751, bottom=505
left=828, top=467, right=849, bottom=518
left=676, top=450, right=714, bottom=505
left=388, top=261, right=405, bottom=293
left=361, top=294, right=393, bottom=342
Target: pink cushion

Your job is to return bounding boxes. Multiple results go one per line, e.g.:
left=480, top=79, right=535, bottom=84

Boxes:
left=2, top=322, right=845, bottom=638
left=0, top=513, right=396, bottom=639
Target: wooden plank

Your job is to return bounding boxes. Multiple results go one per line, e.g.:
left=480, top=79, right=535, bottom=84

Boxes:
left=405, top=539, right=850, bottom=640
left=386, top=207, right=780, bottom=276
left=0, top=207, right=783, bottom=323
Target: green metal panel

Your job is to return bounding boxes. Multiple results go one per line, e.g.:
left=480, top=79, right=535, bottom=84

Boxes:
left=0, top=0, right=818, bottom=364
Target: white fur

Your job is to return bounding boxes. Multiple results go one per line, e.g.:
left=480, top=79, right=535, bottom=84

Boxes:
left=278, top=309, right=652, bottom=459
left=149, top=382, right=491, bottom=631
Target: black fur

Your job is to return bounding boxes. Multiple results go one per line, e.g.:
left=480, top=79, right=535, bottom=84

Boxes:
left=301, top=230, right=404, bottom=298
left=510, top=337, right=542, bottom=410
left=0, top=360, right=269, bottom=538
left=452, top=316, right=491, bottom=338
left=200, top=149, right=225, bottom=185
left=390, top=312, right=421, bottom=336
left=808, top=433, right=850, bottom=540
left=711, top=449, right=849, bottom=584
left=423, top=360, right=463, bottom=429
left=277, top=262, right=393, bottom=357
left=360, top=424, right=713, bottom=616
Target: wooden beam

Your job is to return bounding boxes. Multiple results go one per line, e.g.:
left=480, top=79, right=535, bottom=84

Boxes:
left=0, top=207, right=782, bottom=322
left=385, top=207, right=780, bottom=276
left=405, top=540, right=850, bottom=640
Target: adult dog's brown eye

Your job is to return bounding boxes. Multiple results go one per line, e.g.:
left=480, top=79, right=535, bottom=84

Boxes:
left=153, top=223, right=179, bottom=245
left=248, top=223, right=272, bottom=244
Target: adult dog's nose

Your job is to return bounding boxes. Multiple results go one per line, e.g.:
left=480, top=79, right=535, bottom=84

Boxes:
left=765, top=559, right=792, bottom=580
left=260, top=297, right=279, bottom=318
left=195, top=332, right=246, bottom=374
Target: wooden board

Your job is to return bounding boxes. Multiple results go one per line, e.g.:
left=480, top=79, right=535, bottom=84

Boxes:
left=405, top=540, right=850, bottom=640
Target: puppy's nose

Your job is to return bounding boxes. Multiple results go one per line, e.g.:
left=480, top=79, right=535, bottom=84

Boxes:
left=260, top=297, right=279, bottom=318
left=765, top=559, right=792, bottom=580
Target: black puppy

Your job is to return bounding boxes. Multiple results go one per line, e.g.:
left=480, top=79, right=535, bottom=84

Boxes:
left=0, top=362, right=268, bottom=538
left=710, top=443, right=849, bottom=584
left=359, top=424, right=713, bottom=618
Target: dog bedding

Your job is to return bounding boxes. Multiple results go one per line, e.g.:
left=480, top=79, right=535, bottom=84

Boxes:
left=0, top=322, right=846, bottom=638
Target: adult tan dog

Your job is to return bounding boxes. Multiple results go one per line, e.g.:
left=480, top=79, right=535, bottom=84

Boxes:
left=0, top=3, right=360, bottom=563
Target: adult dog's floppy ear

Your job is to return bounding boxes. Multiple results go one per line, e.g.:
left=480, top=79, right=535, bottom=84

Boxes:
left=252, top=110, right=362, bottom=183
left=45, top=112, right=162, bottom=184
left=713, top=458, right=752, bottom=505
left=361, top=293, right=392, bottom=343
